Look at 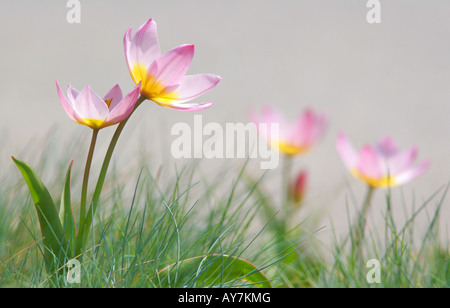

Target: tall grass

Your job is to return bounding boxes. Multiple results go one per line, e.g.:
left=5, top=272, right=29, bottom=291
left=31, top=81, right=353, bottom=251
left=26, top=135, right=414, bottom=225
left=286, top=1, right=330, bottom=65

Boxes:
left=0, top=132, right=449, bottom=288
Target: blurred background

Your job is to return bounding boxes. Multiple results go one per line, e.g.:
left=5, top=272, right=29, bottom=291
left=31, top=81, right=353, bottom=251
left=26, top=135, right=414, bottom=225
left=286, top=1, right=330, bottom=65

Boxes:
left=1, top=0, right=449, bottom=245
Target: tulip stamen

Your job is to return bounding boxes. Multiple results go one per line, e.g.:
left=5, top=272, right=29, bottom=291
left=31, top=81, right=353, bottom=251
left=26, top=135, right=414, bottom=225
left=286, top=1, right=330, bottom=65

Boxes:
left=105, top=98, right=113, bottom=107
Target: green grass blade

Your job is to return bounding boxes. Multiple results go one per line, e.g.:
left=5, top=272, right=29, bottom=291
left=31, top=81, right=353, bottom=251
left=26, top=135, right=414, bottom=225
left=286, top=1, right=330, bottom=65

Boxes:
left=59, top=161, right=76, bottom=258
left=12, top=157, right=66, bottom=271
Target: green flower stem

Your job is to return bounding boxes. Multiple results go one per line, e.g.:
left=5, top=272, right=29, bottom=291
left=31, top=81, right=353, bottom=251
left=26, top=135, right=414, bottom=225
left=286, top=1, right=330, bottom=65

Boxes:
left=79, top=128, right=99, bottom=228
left=353, top=185, right=376, bottom=259
left=282, top=155, right=292, bottom=220
left=76, top=95, right=146, bottom=256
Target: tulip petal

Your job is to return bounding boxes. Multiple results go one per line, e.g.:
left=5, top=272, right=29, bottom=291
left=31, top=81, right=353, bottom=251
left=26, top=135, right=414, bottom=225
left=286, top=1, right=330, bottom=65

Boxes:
left=261, top=106, right=282, bottom=123
left=261, top=106, right=290, bottom=140
left=249, top=107, right=278, bottom=144
left=148, top=44, right=195, bottom=88
left=292, top=109, right=327, bottom=147
left=376, top=136, right=399, bottom=158
left=124, top=19, right=161, bottom=73
left=75, top=85, right=109, bottom=121
left=103, top=84, right=123, bottom=110
left=292, top=109, right=315, bottom=145
left=104, top=85, right=140, bottom=125
left=395, top=160, right=431, bottom=186
left=386, top=147, right=418, bottom=175
left=67, top=84, right=80, bottom=102
left=336, top=132, right=358, bottom=170
left=358, top=146, right=383, bottom=179
left=155, top=74, right=221, bottom=104
left=158, top=101, right=214, bottom=112
left=56, top=82, right=83, bottom=124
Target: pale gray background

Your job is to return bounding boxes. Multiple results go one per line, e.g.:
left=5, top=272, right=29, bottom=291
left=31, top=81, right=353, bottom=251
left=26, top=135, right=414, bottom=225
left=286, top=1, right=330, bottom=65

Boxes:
left=1, top=1, right=449, bottom=245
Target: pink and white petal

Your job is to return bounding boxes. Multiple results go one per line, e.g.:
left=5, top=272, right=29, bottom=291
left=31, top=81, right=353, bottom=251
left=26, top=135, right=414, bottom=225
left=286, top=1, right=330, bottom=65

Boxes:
left=358, top=146, right=383, bottom=179
left=167, top=74, right=221, bottom=102
left=124, top=19, right=161, bottom=70
left=56, top=82, right=83, bottom=123
left=395, top=159, right=431, bottom=186
left=261, top=106, right=282, bottom=126
left=387, top=147, right=418, bottom=175
left=75, top=85, right=109, bottom=121
left=336, top=132, right=358, bottom=170
left=376, top=136, right=399, bottom=158
left=67, top=84, right=80, bottom=103
left=104, top=84, right=123, bottom=110
left=261, top=106, right=291, bottom=140
left=124, top=27, right=135, bottom=73
left=306, top=112, right=328, bottom=148
left=104, top=85, right=140, bottom=125
left=248, top=109, right=274, bottom=142
left=148, top=44, right=195, bottom=87
left=158, top=101, right=214, bottom=112
left=291, top=109, right=319, bottom=146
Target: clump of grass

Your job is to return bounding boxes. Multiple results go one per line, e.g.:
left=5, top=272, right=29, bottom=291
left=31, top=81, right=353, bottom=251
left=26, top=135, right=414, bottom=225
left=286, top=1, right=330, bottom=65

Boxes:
left=0, top=133, right=281, bottom=287
left=1, top=132, right=449, bottom=288
left=318, top=184, right=450, bottom=288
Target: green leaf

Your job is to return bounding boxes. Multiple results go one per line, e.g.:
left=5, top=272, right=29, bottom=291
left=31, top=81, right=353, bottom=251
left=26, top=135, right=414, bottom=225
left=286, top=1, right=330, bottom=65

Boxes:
left=59, top=161, right=76, bottom=258
left=12, top=157, right=67, bottom=271
left=157, top=255, right=272, bottom=288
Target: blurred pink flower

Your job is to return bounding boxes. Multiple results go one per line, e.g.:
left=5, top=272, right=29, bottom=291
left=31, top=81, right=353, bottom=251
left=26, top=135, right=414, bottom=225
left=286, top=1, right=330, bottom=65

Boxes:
left=124, top=19, right=221, bottom=111
left=336, top=132, right=431, bottom=188
left=56, top=82, right=140, bottom=130
left=251, top=106, right=328, bottom=156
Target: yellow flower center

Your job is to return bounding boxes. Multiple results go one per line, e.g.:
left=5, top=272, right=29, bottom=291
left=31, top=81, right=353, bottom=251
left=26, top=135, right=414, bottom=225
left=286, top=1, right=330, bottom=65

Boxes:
left=275, top=141, right=309, bottom=156
left=351, top=169, right=397, bottom=188
left=131, top=63, right=179, bottom=104
left=81, top=118, right=105, bottom=129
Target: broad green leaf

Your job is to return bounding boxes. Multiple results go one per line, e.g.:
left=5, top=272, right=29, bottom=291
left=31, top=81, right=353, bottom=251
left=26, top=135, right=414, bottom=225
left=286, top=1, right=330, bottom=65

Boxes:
left=59, top=161, right=76, bottom=258
left=157, top=255, right=272, bottom=288
left=12, top=157, right=67, bottom=271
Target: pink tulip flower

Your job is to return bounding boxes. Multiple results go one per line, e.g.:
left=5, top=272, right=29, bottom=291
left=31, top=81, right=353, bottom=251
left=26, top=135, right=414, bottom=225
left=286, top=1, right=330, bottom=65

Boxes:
left=56, top=82, right=141, bottom=130
left=336, top=132, right=431, bottom=188
left=124, top=19, right=221, bottom=111
left=251, top=106, right=328, bottom=156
